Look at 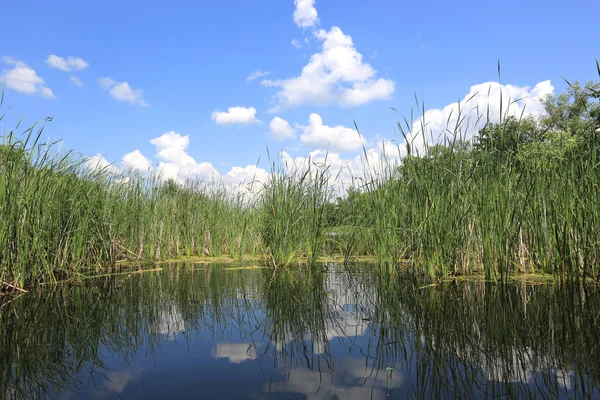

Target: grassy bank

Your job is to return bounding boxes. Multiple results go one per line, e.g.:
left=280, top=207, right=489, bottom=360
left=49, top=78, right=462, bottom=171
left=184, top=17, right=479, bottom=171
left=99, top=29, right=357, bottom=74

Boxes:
left=0, top=122, right=261, bottom=290
left=1, top=76, right=599, bottom=290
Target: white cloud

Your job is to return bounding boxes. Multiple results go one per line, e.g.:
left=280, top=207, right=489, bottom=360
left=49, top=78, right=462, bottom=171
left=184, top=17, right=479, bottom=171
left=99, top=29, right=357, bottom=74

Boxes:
left=85, top=154, right=120, bottom=174
left=122, top=150, right=152, bottom=172
left=299, top=113, right=365, bottom=152
left=247, top=69, right=270, bottom=82
left=293, top=0, right=319, bottom=28
left=39, top=87, right=55, bottom=98
left=280, top=149, right=357, bottom=197
left=262, top=27, right=394, bottom=111
left=69, top=76, right=83, bottom=87
left=276, top=80, right=554, bottom=194
left=87, top=131, right=269, bottom=196
left=98, top=76, right=148, bottom=106
left=212, top=106, right=260, bottom=125
left=150, top=131, right=192, bottom=163
left=79, top=78, right=556, bottom=202
left=45, top=54, right=89, bottom=72
left=279, top=138, right=408, bottom=197
left=403, top=80, right=554, bottom=155
left=225, top=164, right=269, bottom=195
left=89, top=79, right=553, bottom=199
left=269, top=117, right=297, bottom=141
left=291, top=38, right=302, bottom=49
left=98, top=77, right=116, bottom=88
left=1, top=57, right=55, bottom=98
left=149, top=131, right=220, bottom=183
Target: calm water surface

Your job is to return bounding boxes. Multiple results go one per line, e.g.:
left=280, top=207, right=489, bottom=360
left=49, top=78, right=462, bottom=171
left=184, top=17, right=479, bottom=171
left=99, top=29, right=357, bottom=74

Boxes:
left=1, top=263, right=599, bottom=399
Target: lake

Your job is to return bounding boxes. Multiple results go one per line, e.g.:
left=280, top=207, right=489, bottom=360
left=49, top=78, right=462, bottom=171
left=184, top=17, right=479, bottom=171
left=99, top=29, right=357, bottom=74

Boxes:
left=1, top=262, right=599, bottom=399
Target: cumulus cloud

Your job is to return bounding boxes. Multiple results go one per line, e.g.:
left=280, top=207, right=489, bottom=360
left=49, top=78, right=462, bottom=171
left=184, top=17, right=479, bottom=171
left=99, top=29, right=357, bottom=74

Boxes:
left=280, top=149, right=358, bottom=197
left=278, top=138, right=415, bottom=197
left=224, top=164, right=269, bottom=197
left=150, top=131, right=193, bottom=163
left=86, top=130, right=269, bottom=197
left=45, top=54, right=89, bottom=72
left=403, top=80, right=554, bottom=155
left=247, top=69, right=270, bottom=82
left=269, top=117, right=297, bottom=141
left=273, top=79, right=553, bottom=194
left=122, top=150, right=152, bottom=172
left=99, top=77, right=148, bottom=106
left=278, top=79, right=555, bottom=195
left=293, top=0, right=319, bottom=28
left=0, top=57, right=55, bottom=98
left=85, top=154, right=120, bottom=174
left=262, top=27, right=394, bottom=111
left=80, top=79, right=552, bottom=198
left=69, top=76, right=83, bottom=87
left=149, top=131, right=219, bottom=182
left=212, top=106, right=260, bottom=125
left=299, top=113, right=365, bottom=152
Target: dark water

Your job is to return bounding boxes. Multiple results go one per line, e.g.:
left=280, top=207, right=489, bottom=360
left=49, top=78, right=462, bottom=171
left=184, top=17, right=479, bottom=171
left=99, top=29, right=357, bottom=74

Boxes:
left=1, top=263, right=600, bottom=399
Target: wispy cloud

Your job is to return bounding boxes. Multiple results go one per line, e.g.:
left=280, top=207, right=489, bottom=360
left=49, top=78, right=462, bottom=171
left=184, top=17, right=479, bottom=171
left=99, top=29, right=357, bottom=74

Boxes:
left=99, top=77, right=148, bottom=106
left=247, top=69, right=270, bottom=82
left=69, top=76, right=83, bottom=87
left=45, top=54, right=89, bottom=72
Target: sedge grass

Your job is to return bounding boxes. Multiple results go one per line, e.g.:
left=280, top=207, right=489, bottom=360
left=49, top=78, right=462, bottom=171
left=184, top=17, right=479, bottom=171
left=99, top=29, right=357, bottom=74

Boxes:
left=1, top=72, right=600, bottom=289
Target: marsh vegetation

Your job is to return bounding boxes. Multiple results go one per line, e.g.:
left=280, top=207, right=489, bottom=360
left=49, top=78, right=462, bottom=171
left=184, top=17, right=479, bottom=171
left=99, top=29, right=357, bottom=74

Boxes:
left=1, top=77, right=599, bottom=291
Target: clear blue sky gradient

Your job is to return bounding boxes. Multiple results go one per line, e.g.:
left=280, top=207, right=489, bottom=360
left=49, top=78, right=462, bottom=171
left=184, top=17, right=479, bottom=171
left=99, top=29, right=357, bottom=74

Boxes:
left=2, top=0, right=599, bottom=173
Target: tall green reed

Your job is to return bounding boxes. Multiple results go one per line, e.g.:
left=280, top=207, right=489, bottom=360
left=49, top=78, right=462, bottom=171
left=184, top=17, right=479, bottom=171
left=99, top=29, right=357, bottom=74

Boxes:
left=258, top=152, right=331, bottom=268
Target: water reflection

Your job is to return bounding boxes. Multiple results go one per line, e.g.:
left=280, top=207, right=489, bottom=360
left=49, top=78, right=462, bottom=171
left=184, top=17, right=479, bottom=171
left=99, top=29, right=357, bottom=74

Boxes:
left=213, top=343, right=258, bottom=364
left=0, top=263, right=599, bottom=399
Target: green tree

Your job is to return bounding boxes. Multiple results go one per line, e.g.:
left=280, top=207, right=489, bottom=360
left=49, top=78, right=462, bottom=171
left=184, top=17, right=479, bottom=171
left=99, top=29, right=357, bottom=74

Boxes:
left=541, top=81, right=600, bottom=135
left=474, top=116, right=541, bottom=167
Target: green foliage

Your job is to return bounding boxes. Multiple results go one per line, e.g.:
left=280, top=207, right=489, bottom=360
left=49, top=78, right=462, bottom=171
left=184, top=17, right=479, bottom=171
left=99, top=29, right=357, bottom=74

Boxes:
left=0, top=129, right=256, bottom=289
left=258, top=156, right=330, bottom=268
left=340, top=79, right=600, bottom=283
left=542, top=80, right=600, bottom=135
left=2, top=77, right=600, bottom=288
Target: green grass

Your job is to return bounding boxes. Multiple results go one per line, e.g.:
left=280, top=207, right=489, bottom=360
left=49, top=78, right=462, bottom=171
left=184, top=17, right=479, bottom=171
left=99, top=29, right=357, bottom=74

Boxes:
left=1, top=73, right=599, bottom=290
left=258, top=151, right=332, bottom=268
left=332, top=77, right=600, bottom=284
left=0, top=125, right=259, bottom=290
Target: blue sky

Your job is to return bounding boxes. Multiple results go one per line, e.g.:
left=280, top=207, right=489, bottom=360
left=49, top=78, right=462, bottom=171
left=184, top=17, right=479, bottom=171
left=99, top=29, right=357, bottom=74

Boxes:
left=2, top=0, right=599, bottom=189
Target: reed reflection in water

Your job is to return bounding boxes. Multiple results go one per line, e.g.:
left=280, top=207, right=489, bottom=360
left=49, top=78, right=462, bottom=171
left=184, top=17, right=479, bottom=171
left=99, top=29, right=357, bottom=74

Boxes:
left=0, top=263, right=598, bottom=399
